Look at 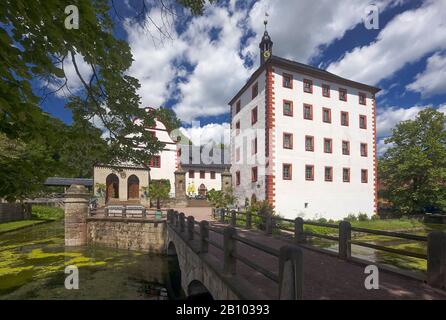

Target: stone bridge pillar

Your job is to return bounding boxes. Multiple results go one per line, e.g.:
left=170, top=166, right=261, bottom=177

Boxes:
left=64, top=184, right=90, bottom=246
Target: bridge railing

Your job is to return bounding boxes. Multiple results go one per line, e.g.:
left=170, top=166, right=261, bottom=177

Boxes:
left=167, top=209, right=303, bottom=300
left=212, top=208, right=446, bottom=290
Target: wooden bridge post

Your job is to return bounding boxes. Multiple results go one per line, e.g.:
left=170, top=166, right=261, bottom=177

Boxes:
left=246, top=211, right=252, bottom=229
left=187, top=216, right=195, bottom=241
left=294, top=217, right=304, bottom=243
left=167, top=209, right=173, bottom=224
left=278, top=246, right=303, bottom=300
left=265, top=216, right=273, bottom=235
left=339, top=221, right=351, bottom=260
left=179, top=212, right=185, bottom=233
left=231, top=210, right=237, bottom=227
left=223, top=226, right=237, bottom=275
left=220, top=208, right=226, bottom=223
left=200, top=220, right=209, bottom=253
left=427, top=231, right=446, bottom=289
left=173, top=211, right=179, bottom=228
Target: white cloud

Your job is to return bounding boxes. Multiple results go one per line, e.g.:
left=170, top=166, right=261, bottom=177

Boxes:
left=407, top=52, right=446, bottom=97
left=179, top=122, right=230, bottom=146
left=377, top=138, right=394, bottom=157
left=328, top=0, right=446, bottom=85
left=376, top=105, right=427, bottom=137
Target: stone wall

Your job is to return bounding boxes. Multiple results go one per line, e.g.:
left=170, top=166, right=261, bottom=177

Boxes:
left=87, top=218, right=166, bottom=253
left=0, top=203, right=32, bottom=223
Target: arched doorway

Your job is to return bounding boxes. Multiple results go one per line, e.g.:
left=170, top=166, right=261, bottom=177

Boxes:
left=251, top=193, right=257, bottom=205
left=127, top=175, right=140, bottom=199
left=198, top=184, right=207, bottom=196
left=187, top=280, right=213, bottom=300
left=106, top=173, right=119, bottom=202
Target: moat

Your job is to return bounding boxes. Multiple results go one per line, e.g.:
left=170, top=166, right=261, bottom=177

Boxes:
left=0, top=221, right=183, bottom=300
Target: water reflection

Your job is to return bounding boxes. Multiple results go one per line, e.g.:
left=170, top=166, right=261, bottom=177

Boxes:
left=0, top=221, right=183, bottom=300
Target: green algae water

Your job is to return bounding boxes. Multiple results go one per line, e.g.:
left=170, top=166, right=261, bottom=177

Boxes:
left=0, top=221, right=183, bottom=300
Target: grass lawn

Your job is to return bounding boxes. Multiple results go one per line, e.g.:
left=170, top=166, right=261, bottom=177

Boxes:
left=0, top=220, right=48, bottom=234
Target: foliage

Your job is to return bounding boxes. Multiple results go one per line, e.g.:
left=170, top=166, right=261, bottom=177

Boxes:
left=357, top=213, right=369, bottom=221
left=149, top=179, right=171, bottom=209
left=250, top=200, right=275, bottom=217
left=344, top=214, right=358, bottom=222
left=379, top=108, right=446, bottom=214
left=95, top=183, right=106, bottom=197
left=207, top=188, right=235, bottom=209
left=32, top=205, right=64, bottom=221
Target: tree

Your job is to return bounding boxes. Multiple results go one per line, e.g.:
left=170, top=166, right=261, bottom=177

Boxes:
left=207, top=188, right=235, bottom=209
left=379, top=108, right=446, bottom=214
left=149, top=179, right=171, bottom=209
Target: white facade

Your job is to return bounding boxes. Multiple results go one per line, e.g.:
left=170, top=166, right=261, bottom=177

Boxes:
left=230, top=59, right=378, bottom=220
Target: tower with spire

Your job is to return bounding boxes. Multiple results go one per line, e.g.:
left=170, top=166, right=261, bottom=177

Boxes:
left=259, top=13, right=273, bottom=65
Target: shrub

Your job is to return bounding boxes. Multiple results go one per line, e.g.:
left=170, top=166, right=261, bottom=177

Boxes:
left=371, top=214, right=380, bottom=221
left=317, top=217, right=328, bottom=223
left=357, top=213, right=369, bottom=221
left=344, top=214, right=357, bottom=222
left=32, top=205, right=64, bottom=220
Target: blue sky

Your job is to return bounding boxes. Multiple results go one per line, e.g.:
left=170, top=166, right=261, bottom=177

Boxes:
left=40, top=0, right=446, bottom=154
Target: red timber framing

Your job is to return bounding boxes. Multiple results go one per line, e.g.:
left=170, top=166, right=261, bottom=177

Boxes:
left=265, top=64, right=276, bottom=208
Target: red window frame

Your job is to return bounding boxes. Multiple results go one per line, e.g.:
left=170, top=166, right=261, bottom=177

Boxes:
left=305, top=135, right=314, bottom=152
left=361, top=143, right=368, bottom=157
left=303, top=79, right=313, bottom=93
left=251, top=106, right=258, bottom=125
left=283, top=132, right=293, bottom=149
left=359, top=92, right=366, bottom=105
left=341, top=111, right=349, bottom=126
left=305, top=165, right=314, bottom=181
left=236, top=171, right=240, bottom=185
left=303, top=104, right=313, bottom=120
left=235, top=120, right=240, bottom=135
left=283, top=163, right=292, bottom=180
left=189, top=170, right=195, bottom=178
left=235, top=100, right=241, bottom=114
left=325, top=166, right=333, bottom=182
left=322, top=84, right=330, bottom=97
left=251, top=167, right=258, bottom=182
left=361, top=169, right=368, bottom=183
left=283, top=100, right=293, bottom=116
left=342, top=140, right=350, bottom=155
left=322, top=107, right=332, bottom=123
left=339, top=88, right=347, bottom=101
left=359, top=115, right=367, bottom=129
left=324, top=138, right=333, bottom=154
left=252, top=82, right=258, bottom=99
left=282, top=73, right=293, bottom=89
left=149, top=155, right=161, bottom=168
left=200, top=170, right=205, bottom=179
left=343, top=168, right=350, bottom=183
left=210, top=171, right=216, bottom=179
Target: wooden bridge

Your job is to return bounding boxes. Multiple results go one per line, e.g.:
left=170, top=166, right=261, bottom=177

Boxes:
left=166, top=209, right=446, bottom=300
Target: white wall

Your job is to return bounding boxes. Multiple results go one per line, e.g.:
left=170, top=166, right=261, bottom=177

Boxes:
left=272, top=67, right=375, bottom=220
left=184, top=169, right=222, bottom=194
left=230, top=70, right=267, bottom=206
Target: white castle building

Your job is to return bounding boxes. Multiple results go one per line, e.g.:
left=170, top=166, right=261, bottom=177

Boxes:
left=228, top=27, right=380, bottom=220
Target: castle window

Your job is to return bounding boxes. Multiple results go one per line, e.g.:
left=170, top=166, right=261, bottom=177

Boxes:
left=252, top=137, right=258, bottom=155
left=322, top=108, right=332, bottom=123
left=305, top=136, right=314, bottom=152
left=210, top=171, right=216, bottom=179
left=236, top=147, right=240, bottom=162
left=189, top=170, right=195, bottom=178
left=359, top=115, right=367, bottom=129
left=342, top=141, right=350, bottom=155
left=303, top=104, right=313, bottom=120
left=283, top=164, right=292, bottom=180
left=235, top=100, right=241, bottom=114
left=235, top=120, right=240, bottom=135
left=305, top=165, right=314, bottom=181
left=251, top=106, right=258, bottom=125
left=252, top=82, right=258, bottom=99
left=303, top=79, right=313, bottom=93
left=283, top=100, right=293, bottom=116
left=322, top=84, right=330, bottom=97
left=341, top=111, right=349, bottom=126
left=339, top=88, right=347, bottom=101
left=325, top=167, right=333, bottom=182
left=236, top=171, right=240, bottom=185
left=361, top=143, right=368, bottom=157
left=200, top=171, right=205, bottom=179
left=324, top=138, right=333, bottom=154
left=361, top=169, right=368, bottom=183
left=283, top=73, right=293, bottom=89
left=149, top=156, right=161, bottom=168
left=251, top=167, right=258, bottom=182
left=343, top=168, right=350, bottom=182
left=359, top=92, right=366, bottom=105
left=283, top=133, right=293, bottom=149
